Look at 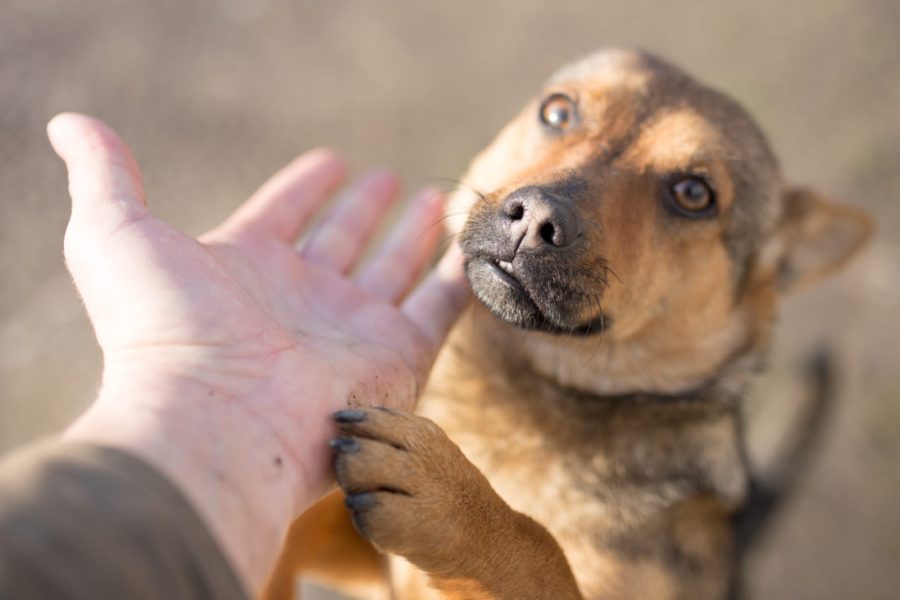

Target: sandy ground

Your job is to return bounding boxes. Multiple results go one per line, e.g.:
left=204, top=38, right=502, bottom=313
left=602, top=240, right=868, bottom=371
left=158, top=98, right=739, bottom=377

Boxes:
left=1, top=1, right=899, bottom=598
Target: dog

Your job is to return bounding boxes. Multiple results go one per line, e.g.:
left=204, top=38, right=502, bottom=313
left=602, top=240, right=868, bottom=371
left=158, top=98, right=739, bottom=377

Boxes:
left=263, top=48, right=872, bottom=600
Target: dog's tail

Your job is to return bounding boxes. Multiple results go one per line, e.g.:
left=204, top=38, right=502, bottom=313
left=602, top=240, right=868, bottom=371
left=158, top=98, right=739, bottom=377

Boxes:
left=729, top=347, right=837, bottom=599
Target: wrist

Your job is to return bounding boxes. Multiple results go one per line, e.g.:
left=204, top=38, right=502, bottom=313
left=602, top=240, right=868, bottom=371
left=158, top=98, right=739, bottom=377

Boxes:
left=64, top=366, right=332, bottom=593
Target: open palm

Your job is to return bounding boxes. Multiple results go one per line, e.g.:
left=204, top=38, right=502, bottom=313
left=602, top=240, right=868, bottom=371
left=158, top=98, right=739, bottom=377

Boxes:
left=52, top=113, right=468, bottom=499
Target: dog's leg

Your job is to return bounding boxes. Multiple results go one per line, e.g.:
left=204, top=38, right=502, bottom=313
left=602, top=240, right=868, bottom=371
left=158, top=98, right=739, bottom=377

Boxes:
left=332, top=407, right=584, bottom=600
left=262, top=491, right=388, bottom=600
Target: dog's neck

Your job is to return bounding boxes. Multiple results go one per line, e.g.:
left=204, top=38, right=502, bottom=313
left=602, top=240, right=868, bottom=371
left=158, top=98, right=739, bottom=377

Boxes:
left=422, top=305, right=760, bottom=507
left=444, top=304, right=763, bottom=402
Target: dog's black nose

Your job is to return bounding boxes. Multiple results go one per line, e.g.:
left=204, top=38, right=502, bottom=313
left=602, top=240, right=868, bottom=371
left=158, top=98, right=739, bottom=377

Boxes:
left=502, top=186, right=578, bottom=251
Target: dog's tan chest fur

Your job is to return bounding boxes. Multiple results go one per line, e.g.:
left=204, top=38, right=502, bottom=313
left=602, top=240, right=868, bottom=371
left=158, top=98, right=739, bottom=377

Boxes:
left=407, top=309, right=748, bottom=599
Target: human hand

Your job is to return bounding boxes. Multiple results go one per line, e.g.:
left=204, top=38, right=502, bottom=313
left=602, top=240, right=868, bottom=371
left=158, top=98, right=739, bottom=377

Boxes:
left=49, top=113, right=469, bottom=592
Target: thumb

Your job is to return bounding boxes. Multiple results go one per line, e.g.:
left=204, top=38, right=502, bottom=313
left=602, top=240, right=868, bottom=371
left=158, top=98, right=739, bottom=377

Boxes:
left=48, top=113, right=147, bottom=245
left=48, top=114, right=152, bottom=343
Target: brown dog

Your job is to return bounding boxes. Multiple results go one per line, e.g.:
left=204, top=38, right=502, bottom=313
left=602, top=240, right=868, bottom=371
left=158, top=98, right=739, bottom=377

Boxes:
left=264, top=49, right=871, bottom=600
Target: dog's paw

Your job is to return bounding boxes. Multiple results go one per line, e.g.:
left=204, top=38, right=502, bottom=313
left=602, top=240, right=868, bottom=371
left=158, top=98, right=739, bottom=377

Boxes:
left=330, top=407, right=505, bottom=571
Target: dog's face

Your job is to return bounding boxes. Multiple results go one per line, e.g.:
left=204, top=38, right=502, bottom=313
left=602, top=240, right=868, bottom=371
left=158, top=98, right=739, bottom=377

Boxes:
left=452, top=50, right=871, bottom=394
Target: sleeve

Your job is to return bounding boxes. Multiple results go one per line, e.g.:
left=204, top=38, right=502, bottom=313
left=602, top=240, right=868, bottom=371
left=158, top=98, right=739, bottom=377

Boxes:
left=0, top=440, right=248, bottom=600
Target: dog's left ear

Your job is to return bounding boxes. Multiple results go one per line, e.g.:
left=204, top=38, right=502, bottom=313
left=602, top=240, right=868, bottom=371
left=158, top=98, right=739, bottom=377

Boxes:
left=762, top=186, right=872, bottom=294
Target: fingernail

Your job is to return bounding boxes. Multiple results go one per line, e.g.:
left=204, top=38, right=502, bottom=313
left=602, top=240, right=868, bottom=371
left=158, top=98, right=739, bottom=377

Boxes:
left=329, top=437, right=360, bottom=453
left=345, top=493, right=377, bottom=510
left=333, top=410, right=367, bottom=423
left=438, top=243, right=466, bottom=275
left=363, top=167, right=400, bottom=190
left=416, top=187, right=443, bottom=207
left=46, top=115, right=63, bottom=142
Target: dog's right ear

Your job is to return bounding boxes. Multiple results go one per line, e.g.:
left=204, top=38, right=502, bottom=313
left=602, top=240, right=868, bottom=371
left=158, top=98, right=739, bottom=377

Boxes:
left=761, top=186, right=872, bottom=294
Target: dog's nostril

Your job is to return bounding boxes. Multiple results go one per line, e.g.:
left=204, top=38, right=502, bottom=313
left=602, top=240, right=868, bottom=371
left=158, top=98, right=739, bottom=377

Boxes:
left=502, top=186, right=578, bottom=250
left=503, top=200, right=525, bottom=220
left=539, top=222, right=557, bottom=245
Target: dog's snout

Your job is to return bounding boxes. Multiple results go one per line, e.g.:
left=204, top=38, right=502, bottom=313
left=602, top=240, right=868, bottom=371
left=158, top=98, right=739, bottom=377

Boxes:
left=502, top=187, right=578, bottom=251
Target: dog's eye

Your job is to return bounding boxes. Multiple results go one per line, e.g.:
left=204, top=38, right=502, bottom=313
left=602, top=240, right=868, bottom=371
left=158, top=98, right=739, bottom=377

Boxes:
left=539, top=94, right=576, bottom=131
left=667, top=176, right=716, bottom=217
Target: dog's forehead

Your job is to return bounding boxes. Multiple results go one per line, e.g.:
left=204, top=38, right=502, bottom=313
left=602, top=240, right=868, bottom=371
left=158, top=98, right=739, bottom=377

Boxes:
left=543, top=49, right=784, bottom=262
left=625, top=108, right=723, bottom=171
left=546, top=49, right=772, bottom=157
left=547, top=48, right=656, bottom=91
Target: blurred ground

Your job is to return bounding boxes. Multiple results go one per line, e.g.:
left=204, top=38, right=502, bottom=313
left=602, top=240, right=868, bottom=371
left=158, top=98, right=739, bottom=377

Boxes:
left=1, top=1, right=899, bottom=598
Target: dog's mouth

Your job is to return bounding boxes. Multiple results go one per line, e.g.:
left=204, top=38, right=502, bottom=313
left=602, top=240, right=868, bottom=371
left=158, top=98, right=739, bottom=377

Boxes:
left=464, top=256, right=609, bottom=336
left=487, top=258, right=519, bottom=287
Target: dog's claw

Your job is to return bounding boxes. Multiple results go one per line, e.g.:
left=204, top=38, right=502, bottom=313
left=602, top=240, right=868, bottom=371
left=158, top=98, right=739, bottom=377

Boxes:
left=345, top=492, right=377, bottom=510
left=329, top=437, right=360, bottom=453
left=333, top=409, right=367, bottom=423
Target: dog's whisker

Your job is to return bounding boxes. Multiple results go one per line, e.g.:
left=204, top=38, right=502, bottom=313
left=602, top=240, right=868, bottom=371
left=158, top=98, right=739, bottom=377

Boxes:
left=421, top=178, right=488, bottom=201
left=434, top=232, right=461, bottom=250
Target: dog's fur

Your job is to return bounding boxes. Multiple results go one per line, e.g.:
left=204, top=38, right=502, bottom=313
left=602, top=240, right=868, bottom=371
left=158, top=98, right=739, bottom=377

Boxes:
left=264, top=49, right=871, bottom=600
